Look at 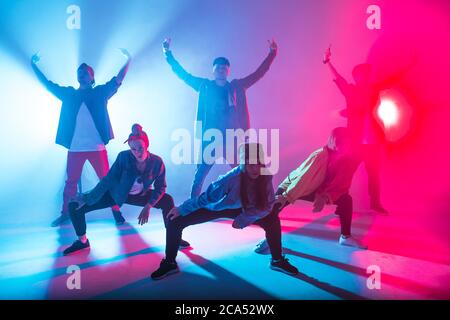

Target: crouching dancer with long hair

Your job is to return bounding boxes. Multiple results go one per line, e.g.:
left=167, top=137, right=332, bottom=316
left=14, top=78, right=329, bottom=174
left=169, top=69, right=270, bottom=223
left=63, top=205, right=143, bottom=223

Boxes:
left=151, top=142, right=299, bottom=280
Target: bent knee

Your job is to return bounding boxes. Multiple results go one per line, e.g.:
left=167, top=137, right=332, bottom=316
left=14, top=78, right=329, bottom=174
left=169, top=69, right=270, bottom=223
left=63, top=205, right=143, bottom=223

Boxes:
left=159, top=193, right=174, bottom=208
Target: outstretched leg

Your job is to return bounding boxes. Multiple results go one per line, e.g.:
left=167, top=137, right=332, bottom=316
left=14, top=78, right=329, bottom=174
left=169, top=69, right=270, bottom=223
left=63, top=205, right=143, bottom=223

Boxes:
left=64, top=192, right=116, bottom=255
left=254, top=208, right=299, bottom=275
left=151, top=208, right=240, bottom=280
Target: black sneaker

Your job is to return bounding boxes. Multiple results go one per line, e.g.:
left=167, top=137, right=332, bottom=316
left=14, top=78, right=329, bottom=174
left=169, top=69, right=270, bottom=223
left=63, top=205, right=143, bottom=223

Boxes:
left=179, top=239, right=191, bottom=250
left=63, top=239, right=90, bottom=256
left=51, top=214, right=70, bottom=227
left=270, top=256, right=299, bottom=275
left=254, top=239, right=269, bottom=253
left=151, top=259, right=179, bottom=280
left=112, top=210, right=126, bottom=225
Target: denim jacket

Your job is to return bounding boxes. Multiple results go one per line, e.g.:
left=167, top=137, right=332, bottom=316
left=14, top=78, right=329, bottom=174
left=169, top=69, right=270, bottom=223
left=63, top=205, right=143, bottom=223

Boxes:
left=33, top=67, right=121, bottom=149
left=84, top=150, right=166, bottom=207
left=178, top=166, right=275, bottom=229
left=165, top=50, right=276, bottom=139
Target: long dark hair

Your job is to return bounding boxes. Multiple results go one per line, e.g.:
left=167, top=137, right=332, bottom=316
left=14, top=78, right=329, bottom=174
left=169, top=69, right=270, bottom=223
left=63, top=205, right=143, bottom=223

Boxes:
left=239, top=143, right=271, bottom=210
left=240, top=172, right=271, bottom=211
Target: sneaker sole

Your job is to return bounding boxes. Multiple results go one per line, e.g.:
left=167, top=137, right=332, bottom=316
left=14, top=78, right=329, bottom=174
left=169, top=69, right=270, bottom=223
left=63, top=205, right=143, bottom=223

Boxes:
left=270, top=265, right=298, bottom=276
left=179, top=241, right=191, bottom=250
left=151, top=268, right=179, bottom=280
left=254, top=247, right=270, bottom=254
left=255, top=248, right=286, bottom=254
left=369, top=209, right=389, bottom=216
left=63, top=246, right=90, bottom=256
left=51, top=220, right=70, bottom=227
left=339, top=242, right=368, bottom=250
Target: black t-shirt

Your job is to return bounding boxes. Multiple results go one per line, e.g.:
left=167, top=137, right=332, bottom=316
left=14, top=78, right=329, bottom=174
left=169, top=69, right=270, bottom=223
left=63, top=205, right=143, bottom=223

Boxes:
left=205, top=83, right=236, bottom=132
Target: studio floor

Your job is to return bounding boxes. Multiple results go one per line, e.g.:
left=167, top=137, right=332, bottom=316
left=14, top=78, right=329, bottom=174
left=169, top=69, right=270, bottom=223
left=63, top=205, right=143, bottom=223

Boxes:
left=1, top=201, right=449, bottom=300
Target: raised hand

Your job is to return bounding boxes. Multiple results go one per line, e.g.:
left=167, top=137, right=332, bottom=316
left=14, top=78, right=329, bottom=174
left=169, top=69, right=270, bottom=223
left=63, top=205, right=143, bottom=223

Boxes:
left=268, top=38, right=278, bottom=53
left=323, top=45, right=332, bottom=64
left=119, top=48, right=131, bottom=60
left=162, top=38, right=171, bottom=52
left=31, top=52, right=41, bottom=64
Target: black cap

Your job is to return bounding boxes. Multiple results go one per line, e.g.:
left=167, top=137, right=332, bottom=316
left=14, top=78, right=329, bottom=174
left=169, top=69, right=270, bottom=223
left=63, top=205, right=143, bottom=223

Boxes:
left=213, top=57, right=230, bottom=67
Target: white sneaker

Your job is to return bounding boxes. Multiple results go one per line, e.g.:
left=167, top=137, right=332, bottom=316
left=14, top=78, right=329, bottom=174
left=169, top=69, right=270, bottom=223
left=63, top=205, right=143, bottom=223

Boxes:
left=254, top=239, right=269, bottom=253
left=339, top=235, right=368, bottom=249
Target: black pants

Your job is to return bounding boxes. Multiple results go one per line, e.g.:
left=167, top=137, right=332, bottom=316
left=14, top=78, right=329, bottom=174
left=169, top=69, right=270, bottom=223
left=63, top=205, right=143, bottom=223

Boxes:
left=165, top=207, right=283, bottom=262
left=275, top=188, right=353, bottom=236
left=353, top=144, right=381, bottom=206
left=68, top=191, right=174, bottom=236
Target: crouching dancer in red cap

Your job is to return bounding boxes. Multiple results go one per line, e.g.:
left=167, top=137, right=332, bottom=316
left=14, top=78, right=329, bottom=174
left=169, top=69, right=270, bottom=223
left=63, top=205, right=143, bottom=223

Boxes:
left=151, top=142, right=299, bottom=280
left=254, top=127, right=368, bottom=255
left=62, top=124, right=190, bottom=255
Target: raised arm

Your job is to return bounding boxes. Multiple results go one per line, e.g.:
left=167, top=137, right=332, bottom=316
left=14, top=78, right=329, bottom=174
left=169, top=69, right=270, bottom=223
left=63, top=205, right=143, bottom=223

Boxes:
left=237, top=39, right=278, bottom=89
left=99, top=48, right=132, bottom=99
left=31, top=53, right=70, bottom=100
left=116, top=48, right=132, bottom=84
left=162, top=38, right=206, bottom=92
left=323, top=46, right=350, bottom=96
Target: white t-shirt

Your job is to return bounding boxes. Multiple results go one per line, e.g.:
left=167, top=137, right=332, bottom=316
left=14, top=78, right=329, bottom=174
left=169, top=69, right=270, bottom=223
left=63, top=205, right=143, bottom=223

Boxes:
left=69, top=102, right=106, bottom=152
left=129, top=177, right=144, bottom=195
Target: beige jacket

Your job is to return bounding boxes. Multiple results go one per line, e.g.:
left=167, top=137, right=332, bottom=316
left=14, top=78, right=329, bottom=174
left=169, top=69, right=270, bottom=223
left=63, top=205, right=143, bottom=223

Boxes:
left=279, top=147, right=355, bottom=204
